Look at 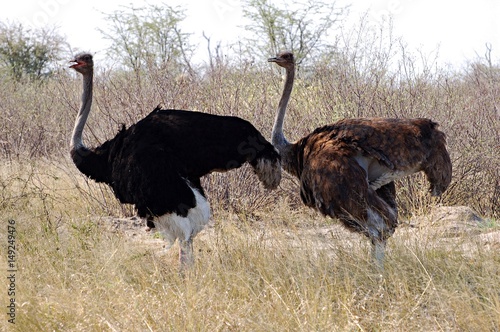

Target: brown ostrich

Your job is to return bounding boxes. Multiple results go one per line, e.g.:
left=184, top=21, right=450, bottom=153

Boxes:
left=268, top=51, right=452, bottom=267
left=69, top=53, right=281, bottom=270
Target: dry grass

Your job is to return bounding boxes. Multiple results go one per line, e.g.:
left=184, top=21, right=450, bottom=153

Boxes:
left=1, top=159, right=500, bottom=331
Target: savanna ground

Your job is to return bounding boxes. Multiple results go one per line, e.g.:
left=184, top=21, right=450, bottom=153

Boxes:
left=1, top=32, right=500, bottom=330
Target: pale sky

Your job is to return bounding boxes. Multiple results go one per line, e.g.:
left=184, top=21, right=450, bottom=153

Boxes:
left=1, top=0, right=499, bottom=68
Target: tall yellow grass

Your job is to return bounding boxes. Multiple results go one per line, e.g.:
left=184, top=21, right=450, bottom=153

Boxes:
left=1, top=159, right=499, bottom=331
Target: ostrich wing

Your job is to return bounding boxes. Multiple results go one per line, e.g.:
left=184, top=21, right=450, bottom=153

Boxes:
left=111, top=143, right=197, bottom=218
left=299, top=140, right=398, bottom=237
left=299, top=141, right=368, bottom=220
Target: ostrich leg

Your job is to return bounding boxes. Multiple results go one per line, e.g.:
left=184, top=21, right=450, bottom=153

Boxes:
left=371, top=239, right=386, bottom=270
left=179, top=238, right=194, bottom=269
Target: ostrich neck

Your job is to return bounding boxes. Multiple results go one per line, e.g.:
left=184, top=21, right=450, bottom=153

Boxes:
left=271, top=65, right=294, bottom=152
left=70, top=71, right=93, bottom=152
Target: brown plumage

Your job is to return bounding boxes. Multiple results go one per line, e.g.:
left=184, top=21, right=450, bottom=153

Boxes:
left=269, top=51, right=452, bottom=266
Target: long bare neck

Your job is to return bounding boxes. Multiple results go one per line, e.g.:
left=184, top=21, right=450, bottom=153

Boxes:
left=271, top=65, right=294, bottom=152
left=70, top=71, right=93, bottom=153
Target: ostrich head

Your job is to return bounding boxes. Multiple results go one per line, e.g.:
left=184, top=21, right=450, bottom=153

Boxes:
left=268, top=51, right=295, bottom=69
left=70, top=53, right=93, bottom=75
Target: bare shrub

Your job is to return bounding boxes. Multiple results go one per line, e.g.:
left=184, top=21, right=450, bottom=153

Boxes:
left=1, top=20, right=499, bottom=219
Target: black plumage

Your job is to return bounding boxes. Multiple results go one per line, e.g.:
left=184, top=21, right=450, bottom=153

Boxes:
left=72, top=107, right=280, bottom=218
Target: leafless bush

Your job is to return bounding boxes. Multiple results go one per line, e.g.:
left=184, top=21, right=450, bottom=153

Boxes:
left=1, top=24, right=499, bottom=218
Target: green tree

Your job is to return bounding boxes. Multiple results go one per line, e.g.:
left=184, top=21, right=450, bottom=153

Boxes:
left=242, top=0, right=347, bottom=65
left=0, top=22, right=65, bottom=81
left=100, top=3, right=194, bottom=75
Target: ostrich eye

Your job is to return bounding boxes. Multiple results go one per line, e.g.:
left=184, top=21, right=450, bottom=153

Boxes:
left=282, top=53, right=293, bottom=62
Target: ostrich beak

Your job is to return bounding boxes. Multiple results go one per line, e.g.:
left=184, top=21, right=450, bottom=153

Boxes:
left=268, top=57, right=280, bottom=63
left=69, top=60, right=83, bottom=69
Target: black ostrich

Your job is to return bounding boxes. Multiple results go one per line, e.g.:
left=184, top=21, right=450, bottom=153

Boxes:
left=268, top=51, right=452, bottom=267
left=69, top=53, right=281, bottom=269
